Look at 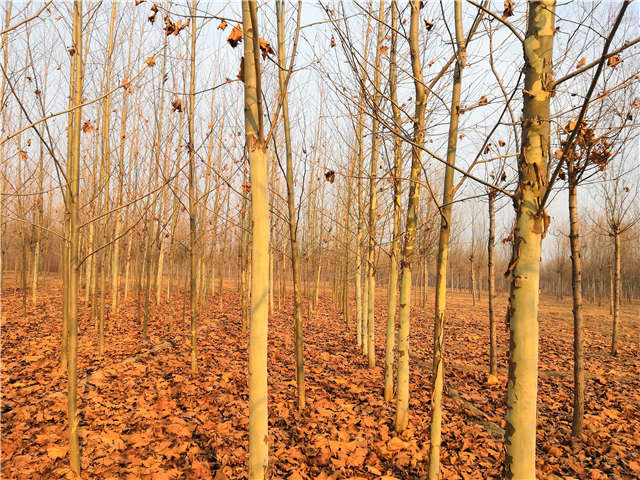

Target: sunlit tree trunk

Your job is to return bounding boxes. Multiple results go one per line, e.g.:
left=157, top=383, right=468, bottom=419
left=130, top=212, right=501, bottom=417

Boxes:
left=429, top=1, right=465, bottom=476
left=188, top=0, right=199, bottom=373
left=487, top=189, right=497, bottom=376
left=567, top=167, right=584, bottom=437
left=504, top=2, right=554, bottom=477
left=98, top=0, right=116, bottom=358
left=0, top=2, right=10, bottom=298
left=395, top=0, right=425, bottom=433
left=611, top=228, right=620, bottom=355
left=64, top=1, right=84, bottom=472
left=243, top=1, right=269, bottom=477
left=277, top=0, right=304, bottom=410
left=366, top=0, right=385, bottom=369
left=384, top=0, right=401, bottom=402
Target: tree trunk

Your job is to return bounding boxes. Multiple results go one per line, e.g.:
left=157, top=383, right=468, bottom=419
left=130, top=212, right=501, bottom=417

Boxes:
left=188, top=1, right=198, bottom=373
left=568, top=171, right=584, bottom=437
left=243, top=2, right=269, bottom=477
left=429, top=1, right=465, bottom=476
left=611, top=229, right=620, bottom=355
left=504, top=2, right=555, bottom=478
left=277, top=0, right=304, bottom=410
left=366, top=0, right=385, bottom=369
left=487, top=190, right=497, bottom=376
left=384, top=0, right=401, bottom=402
left=395, top=0, right=425, bottom=433
left=64, top=1, right=84, bottom=472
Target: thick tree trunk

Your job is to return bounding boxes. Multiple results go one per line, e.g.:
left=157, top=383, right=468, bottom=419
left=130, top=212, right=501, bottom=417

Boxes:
left=243, top=2, right=269, bottom=477
left=504, top=2, right=554, bottom=478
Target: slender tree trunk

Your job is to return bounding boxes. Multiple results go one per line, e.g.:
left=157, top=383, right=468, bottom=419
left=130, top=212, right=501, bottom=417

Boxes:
left=123, top=229, right=132, bottom=304
left=65, top=1, right=83, bottom=472
left=188, top=0, right=198, bottom=373
left=366, top=0, right=385, bottom=369
left=504, top=2, right=554, bottom=477
left=384, top=0, right=402, bottom=402
left=276, top=0, right=304, bottom=410
left=567, top=171, right=584, bottom=437
left=429, top=1, right=465, bottom=475
left=470, top=254, right=477, bottom=305
left=98, top=0, right=116, bottom=358
left=611, top=229, right=620, bottom=355
left=395, top=0, right=425, bottom=433
left=487, top=190, right=497, bottom=376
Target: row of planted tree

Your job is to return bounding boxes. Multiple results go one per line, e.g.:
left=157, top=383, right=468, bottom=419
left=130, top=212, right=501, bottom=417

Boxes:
left=1, top=0, right=639, bottom=479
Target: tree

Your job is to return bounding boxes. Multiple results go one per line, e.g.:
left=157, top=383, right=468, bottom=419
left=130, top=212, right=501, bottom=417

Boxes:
left=394, top=0, right=425, bottom=433
left=503, top=2, right=555, bottom=477
left=242, top=2, right=270, bottom=477
left=275, top=0, right=304, bottom=410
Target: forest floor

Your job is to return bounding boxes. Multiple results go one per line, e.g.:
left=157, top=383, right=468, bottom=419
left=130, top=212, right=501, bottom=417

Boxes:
left=1, top=278, right=639, bottom=480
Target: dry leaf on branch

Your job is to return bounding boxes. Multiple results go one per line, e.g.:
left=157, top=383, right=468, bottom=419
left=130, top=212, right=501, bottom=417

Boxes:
left=228, top=25, right=243, bottom=48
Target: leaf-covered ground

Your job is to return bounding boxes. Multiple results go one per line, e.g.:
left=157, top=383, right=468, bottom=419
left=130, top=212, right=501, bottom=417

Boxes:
left=2, top=279, right=639, bottom=479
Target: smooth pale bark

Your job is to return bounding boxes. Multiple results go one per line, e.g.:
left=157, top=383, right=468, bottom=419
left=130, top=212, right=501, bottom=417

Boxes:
left=470, top=254, right=477, bottom=305
left=429, top=1, right=465, bottom=476
left=395, top=0, right=425, bottom=433
left=123, top=229, right=132, bottom=303
left=504, top=2, right=555, bottom=478
left=84, top=221, right=94, bottom=304
left=366, top=0, right=385, bottom=369
left=611, top=229, right=620, bottom=355
left=188, top=1, right=198, bottom=373
left=384, top=0, right=402, bottom=402
left=354, top=95, right=364, bottom=348
left=362, top=272, right=369, bottom=356
left=276, top=0, right=304, bottom=410
left=65, top=1, right=83, bottom=472
left=110, top=32, right=134, bottom=315
left=243, top=1, right=269, bottom=477
left=567, top=171, right=584, bottom=437
left=31, top=123, right=45, bottom=307
left=98, top=0, right=116, bottom=358
left=487, top=190, right=497, bottom=376
left=0, top=4, right=10, bottom=300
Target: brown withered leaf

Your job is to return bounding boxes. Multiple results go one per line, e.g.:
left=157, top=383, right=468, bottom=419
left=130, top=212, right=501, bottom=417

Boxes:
left=228, top=25, right=243, bottom=47
left=148, top=4, right=158, bottom=24
left=324, top=170, right=336, bottom=183
left=217, top=20, right=228, bottom=30
left=607, top=55, right=622, bottom=68
left=237, top=57, right=244, bottom=82
left=82, top=120, right=94, bottom=133
left=171, top=99, right=182, bottom=113
left=502, top=0, right=515, bottom=19
left=259, top=38, right=274, bottom=59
